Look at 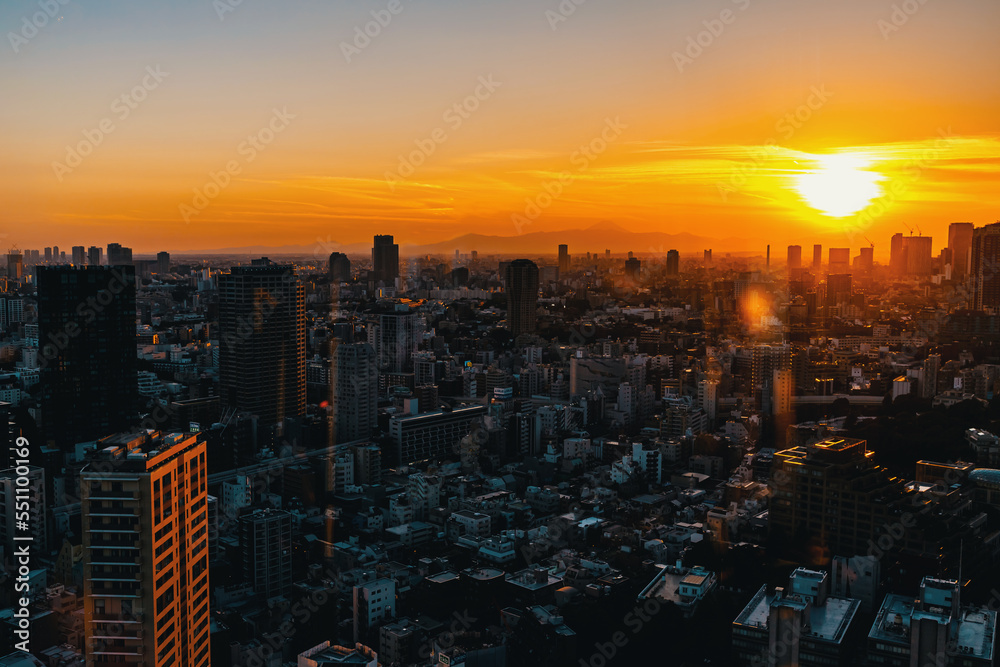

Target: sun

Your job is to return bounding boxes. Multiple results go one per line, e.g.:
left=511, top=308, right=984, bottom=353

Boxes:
left=793, top=153, right=886, bottom=218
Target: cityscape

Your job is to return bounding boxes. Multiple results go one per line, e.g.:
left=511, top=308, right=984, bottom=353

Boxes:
left=3, top=1, right=1000, bottom=666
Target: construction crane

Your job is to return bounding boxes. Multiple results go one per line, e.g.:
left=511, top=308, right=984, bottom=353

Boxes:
left=903, top=223, right=915, bottom=235
left=864, top=236, right=875, bottom=249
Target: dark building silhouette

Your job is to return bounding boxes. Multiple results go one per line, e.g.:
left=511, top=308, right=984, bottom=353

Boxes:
left=156, top=251, right=170, bottom=274
left=329, top=252, right=351, bottom=282
left=558, top=244, right=570, bottom=274
left=666, top=249, right=680, bottom=275
left=972, top=222, right=1000, bottom=311
left=948, top=221, right=974, bottom=281
left=505, top=259, right=539, bottom=336
left=37, top=265, right=137, bottom=450
left=813, top=244, right=822, bottom=269
left=372, top=235, right=400, bottom=285
left=106, top=243, right=132, bottom=265
left=331, top=339, right=378, bottom=442
left=219, top=262, right=306, bottom=428
left=624, top=256, right=641, bottom=281
left=787, top=245, right=802, bottom=270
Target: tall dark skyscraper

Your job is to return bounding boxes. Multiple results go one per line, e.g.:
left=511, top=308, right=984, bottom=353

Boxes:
left=107, top=242, right=133, bottom=265
left=972, top=222, right=1000, bottom=311
left=37, top=265, right=137, bottom=449
left=787, top=245, right=802, bottom=270
left=666, top=249, right=680, bottom=275
left=558, top=244, right=570, bottom=274
left=87, top=245, right=102, bottom=266
left=948, top=221, right=975, bottom=280
left=156, top=251, right=170, bottom=274
left=505, top=259, right=539, bottom=336
left=813, top=244, right=822, bottom=269
left=329, top=251, right=352, bottom=282
left=372, top=235, right=400, bottom=285
left=71, top=245, right=85, bottom=265
left=331, top=339, right=378, bottom=442
left=219, top=262, right=306, bottom=428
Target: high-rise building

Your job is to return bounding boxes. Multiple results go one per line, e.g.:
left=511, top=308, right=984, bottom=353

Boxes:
left=0, top=466, right=46, bottom=558
left=82, top=431, right=210, bottom=667
left=855, top=246, right=874, bottom=273
left=948, top=222, right=975, bottom=281
left=505, top=259, right=539, bottom=336
left=704, top=249, right=713, bottom=264
left=87, top=245, right=102, bottom=266
left=786, top=245, right=802, bottom=270
left=370, top=301, right=421, bottom=375
left=812, top=244, right=822, bottom=269
left=825, top=273, right=852, bottom=309
left=240, top=508, right=293, bottom=599
left=388, top=404, right=487, bottom=466
left=329, top=252, right=351, bottom=282
left=218, top=262, right=306, bottom=428
left=106, top=243, right=133, bottom=266
left=44, top=247, right=52, bottom=263
left=332, top=339, right=378, bottom=442
left=972, top=222, right=1000, bottom=311
left=828, top=247, right=850, bottom=273
left=6, top=252, right=23, bottom=280
left=156, top=251, right=170, bottom=274
left=37, top=266, right=137, bottom=450
left=666, top=249, right=680, bottom=275
left=624, top=256, right=641, bottom=281
left=71, top=246, right=86, bottom=265
left=905, top=235, right=933, bottom=275
left=372, top=235, right=399, bottom=285
left=52, top=245, right=60, bottom=263
left=751, top=344, right=790, bottom=413
left=354, top=578, right=397, bottom=644
left=557, top=244, right=570, bottom=274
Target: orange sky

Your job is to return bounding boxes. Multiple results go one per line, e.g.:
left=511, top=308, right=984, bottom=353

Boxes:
left=1, top=0, right=998, bottom=255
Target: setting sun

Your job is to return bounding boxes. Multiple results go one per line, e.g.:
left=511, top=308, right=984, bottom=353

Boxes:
left=794, top=153, right=887, bottom=218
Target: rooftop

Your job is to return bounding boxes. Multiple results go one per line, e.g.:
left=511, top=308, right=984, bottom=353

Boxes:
left=735, top=585, right=859, bottom=645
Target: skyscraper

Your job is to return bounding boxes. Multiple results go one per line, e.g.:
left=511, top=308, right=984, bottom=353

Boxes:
left=6, top=252, right=23, bottom=280
left=371, top=300, right=421, bottom=374
left=505, top=259, right=539, bottom=336
left=107, top=243, right=133, bottom=265
left=241, top=508, right=293, bottom=599
left=624, top=256, right=641, bottom=281
left=905, top=235, right=933, bottom=276
left=332, top=339, right=378, bottom=442
left=82, top=431, right=211, bottom=667
left=37, top=266, right=137, bottom=450
left=786, top=245, right=802, bottom=270
left=751, top=344, right=790, bottom=413
left=219, top=262, right=306, bottom=428
left=812, top=244, right=822, bottom=269
left=948, top=222, right=975, bottom=281
left=87, top=245, right=102, bottom=266
left=558, top=244, right=570, bottom=274
left=666, top=249, right=680, bottom=275
left=826, top=273, right=853, bottom=309
left=156, top=251, right=170, bottom=274
left=71, top=245, right=85, bottom=265
left=972, top=222, right=1000, bottom=311
left=828, top=247, right=850, bottom=273
left=372, top=235, right=399, bottom=285
left=329, top=252, right=352, bottom=282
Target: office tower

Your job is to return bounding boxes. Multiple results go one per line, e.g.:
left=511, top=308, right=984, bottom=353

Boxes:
left=856, top=246, right=874, bottom=273
left=505, top=259, right=539, bottom=336
left=825, top=273, right=852, bottom=308
left=6, top=252, right=23, bottom=280
left=71, top=246, right=85, bottom=265
left=331, top=339, right=378, bottom=442
left=388, top=404, right=487, bottom=466
left=765, top=245, right=770, bottom=271
left=972, top=222, right=1000, bottom=311
left=87, top=246, right=102, bottom=267
left=666, top=249, right=680, bottom=275
left=812, top=244, right=822, bottom=269
left=557, top=244, right=570, bottom=273
left=354, top=579, right=397, bottom=644
left=948, top=222, right=975, bottom=281
left=697, top=378, right=718, bottom=423
left=106, top=243, right=133, bottom=265
left=329, top=252, right=351, bottom=282
left=44, top=247, right=52, bottom=263
left=786, top=245, right=802, bottom=270
left=371, top=301, right=420, bottom=374
left=0, top=466, right=46, bottom=558
left=37, top=266, right=137, bottom=450
left=624, top=256, right=641, bottom=281
left=828, top=247, right=850, bottom=273
left=372, top=235, right=399, bottom=285
left=770, top=438, right=902, bottom=557
left=704, top=249, right=713, bottom=263
left=772, top=368, right=793, bottom=418
left=52, top=245, right=59, bottom=263
left=922, top=353, right=941, bottom=399
left=156, top=251, right=170, bottom=274
left=751, top=344, right=790, bottom=413
left=905, top=235, right=933, bottom=275
left=733, top=569, right=860, bottom=667
left=240, top=508, right=293, bottom=599
left=889, top=232, right=906, bottom=275
left=218, top=262, right=306, bottom=427
left=81, top=431, right=210, bottom=667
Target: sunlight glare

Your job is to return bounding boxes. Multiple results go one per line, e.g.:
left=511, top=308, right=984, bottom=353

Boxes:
left=794, top=153, right=886, bottom=218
